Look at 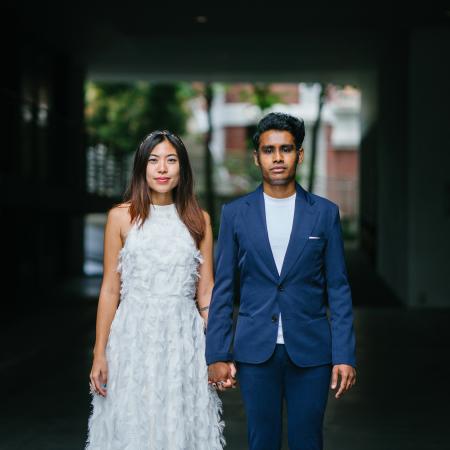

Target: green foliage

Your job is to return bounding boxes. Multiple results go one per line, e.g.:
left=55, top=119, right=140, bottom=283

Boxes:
left=85, top=81, right=190, bottom=153
left=238, top=83, right=282, bottom=111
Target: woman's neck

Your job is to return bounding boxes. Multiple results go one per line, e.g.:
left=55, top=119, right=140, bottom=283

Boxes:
left=151, top=191, right=174, bottom=206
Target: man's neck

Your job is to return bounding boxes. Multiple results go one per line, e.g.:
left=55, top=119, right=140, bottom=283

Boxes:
left=263, top=181, right=296, bottom=199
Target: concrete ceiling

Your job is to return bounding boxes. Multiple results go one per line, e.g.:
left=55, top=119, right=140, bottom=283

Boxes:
left=4, top=2, right=449, bottom=82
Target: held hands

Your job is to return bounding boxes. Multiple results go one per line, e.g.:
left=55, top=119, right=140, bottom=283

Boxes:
left=331, top=364, right=356, bottom=399
left=208, top=361, right=237, bottom=391
left=90, top=354, right=109, bottom=397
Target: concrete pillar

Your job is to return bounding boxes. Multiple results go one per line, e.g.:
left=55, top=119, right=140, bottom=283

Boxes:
left=359, top=72, right=379, bottom=264
left=376, top=32, right=410, bottom=304
left=407, top=28, right=450, bottom=307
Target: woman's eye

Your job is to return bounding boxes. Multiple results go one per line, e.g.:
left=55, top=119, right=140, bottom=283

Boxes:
left=148, top=159, right=157, bottom=164
left=168, top=158, right=177, bottom=163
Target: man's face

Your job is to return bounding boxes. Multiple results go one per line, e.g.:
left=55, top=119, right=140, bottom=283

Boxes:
left=253, top=130, right=303, bottom=185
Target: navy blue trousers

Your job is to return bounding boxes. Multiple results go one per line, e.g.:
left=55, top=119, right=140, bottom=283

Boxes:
left=237, top=345, right=331, bottom=450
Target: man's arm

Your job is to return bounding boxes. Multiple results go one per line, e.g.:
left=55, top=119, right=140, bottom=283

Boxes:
left=325, top=205, right=357, bottom=398
left=205, top=204, right=237, bottom=366
left=325, top=205, right=356, bottom=366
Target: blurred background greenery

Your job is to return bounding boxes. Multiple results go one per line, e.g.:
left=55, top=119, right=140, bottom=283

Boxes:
left=83, top=80, right=360, bottom=274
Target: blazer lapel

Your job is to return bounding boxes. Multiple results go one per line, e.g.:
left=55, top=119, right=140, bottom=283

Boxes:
left=279, top=183, right=319, bottom=283
left=244, top=184, right=279, bottom=280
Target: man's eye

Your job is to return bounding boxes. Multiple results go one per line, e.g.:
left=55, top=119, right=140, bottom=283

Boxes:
left=263, top=148, right=272, bottom=153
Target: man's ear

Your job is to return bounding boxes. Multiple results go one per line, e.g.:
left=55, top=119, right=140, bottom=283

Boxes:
left=298, top=147, right=304, bottom=165
left=253, top=150, right=260, bottom=167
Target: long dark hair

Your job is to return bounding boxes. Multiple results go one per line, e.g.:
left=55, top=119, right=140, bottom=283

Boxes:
left=124, top=130, right=205, bottom=246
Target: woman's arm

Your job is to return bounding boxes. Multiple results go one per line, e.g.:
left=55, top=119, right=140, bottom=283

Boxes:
left=196, top=211, right=214, bottom=324
left=89, top=207, right=126, bottom=396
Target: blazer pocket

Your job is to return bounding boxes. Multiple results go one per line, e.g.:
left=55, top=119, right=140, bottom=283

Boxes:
left=306, top=238, right=327, bottom=248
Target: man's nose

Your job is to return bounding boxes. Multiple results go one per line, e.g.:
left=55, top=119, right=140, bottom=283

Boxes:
left=272, top=149, right=284, bottom=162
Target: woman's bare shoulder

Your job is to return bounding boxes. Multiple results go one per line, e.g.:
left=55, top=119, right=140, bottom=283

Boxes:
left=108, top=203, right=132, bottom=226
left=107, top=204, right=133, bottom=243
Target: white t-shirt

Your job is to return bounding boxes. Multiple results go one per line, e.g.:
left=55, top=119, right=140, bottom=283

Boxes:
left=263, top=192, right=296, bottom=344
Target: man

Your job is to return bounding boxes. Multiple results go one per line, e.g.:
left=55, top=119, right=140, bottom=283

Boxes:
left=206, top=112, right=356, bottom=450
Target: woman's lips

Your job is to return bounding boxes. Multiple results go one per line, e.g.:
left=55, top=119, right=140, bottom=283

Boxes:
left=155, top=177, right=170, bottom=183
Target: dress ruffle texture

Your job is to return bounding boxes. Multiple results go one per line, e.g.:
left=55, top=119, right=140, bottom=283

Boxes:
left=86, top=204, right=225, bottom=449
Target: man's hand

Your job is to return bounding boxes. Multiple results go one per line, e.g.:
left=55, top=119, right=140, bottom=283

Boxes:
left=331, top=364, right=356, bottom=399
left=208, top=361, right=237, bottom=391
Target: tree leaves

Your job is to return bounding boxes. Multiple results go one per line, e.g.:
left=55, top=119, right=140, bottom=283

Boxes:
left=85, top=81, right=189, bottom=153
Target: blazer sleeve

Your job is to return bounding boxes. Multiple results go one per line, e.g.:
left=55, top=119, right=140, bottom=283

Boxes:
left=205, top=204, right=237, bottom=365
left=324, top=205, right=357, bottom=367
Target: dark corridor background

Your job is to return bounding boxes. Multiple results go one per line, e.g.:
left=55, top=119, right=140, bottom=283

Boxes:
left=1, top=3, right=449, bottom=449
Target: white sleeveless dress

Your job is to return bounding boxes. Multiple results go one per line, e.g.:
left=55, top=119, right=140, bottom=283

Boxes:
left=86, top=203, right=225, bottom=450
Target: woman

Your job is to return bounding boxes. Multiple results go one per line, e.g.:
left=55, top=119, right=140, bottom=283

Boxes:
left=86, top=130, right=227, bottom=449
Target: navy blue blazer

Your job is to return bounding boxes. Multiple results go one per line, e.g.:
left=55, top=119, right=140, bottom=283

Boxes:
left=205, top=183, right=356, bottom=368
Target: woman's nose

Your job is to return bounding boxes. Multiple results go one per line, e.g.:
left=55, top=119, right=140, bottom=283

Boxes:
left=157, top=160, right=168, bottom=172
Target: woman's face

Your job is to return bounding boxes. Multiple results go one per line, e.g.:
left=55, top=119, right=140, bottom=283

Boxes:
left=146, top=139, right=180, bottom=195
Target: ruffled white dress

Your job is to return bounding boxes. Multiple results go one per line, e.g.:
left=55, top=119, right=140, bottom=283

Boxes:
left=86, top=203, right=225, bottom=450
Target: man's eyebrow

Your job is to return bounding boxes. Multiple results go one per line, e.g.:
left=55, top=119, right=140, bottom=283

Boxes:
left=260, top=144, right=294, bottom=148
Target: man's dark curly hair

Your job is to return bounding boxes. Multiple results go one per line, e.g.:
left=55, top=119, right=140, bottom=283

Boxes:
left=252, top=112, right=305, bottom=150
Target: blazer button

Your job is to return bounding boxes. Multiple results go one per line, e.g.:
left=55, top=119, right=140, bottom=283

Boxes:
left=271, top=314, right=278, bottom=322
left=278, top=284, right=285, bottom=292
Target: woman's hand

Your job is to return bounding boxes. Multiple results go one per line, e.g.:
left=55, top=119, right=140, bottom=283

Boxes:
left=90, top=353, right=108, bottom=397
left=218, top=362, right=237, bottom=391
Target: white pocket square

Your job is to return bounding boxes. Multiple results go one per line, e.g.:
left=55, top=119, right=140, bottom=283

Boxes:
left=308, top=236, right=322, bottom=239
